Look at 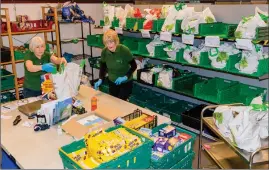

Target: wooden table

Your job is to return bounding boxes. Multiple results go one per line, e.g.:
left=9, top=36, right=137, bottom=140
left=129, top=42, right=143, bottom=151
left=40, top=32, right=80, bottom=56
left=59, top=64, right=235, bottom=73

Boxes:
left=1, top=85, right=171, bottom=169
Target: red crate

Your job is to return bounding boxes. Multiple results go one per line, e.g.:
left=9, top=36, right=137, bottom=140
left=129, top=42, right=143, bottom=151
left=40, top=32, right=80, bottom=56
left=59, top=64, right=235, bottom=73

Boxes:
left=10, top=20, right=54, bottom=32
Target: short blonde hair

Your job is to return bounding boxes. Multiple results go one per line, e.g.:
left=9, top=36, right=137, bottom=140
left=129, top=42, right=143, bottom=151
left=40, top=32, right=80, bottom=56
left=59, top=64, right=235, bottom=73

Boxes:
left=29, top=37, right=45, bottom=52
left=103, top=29, right=119, bottom=46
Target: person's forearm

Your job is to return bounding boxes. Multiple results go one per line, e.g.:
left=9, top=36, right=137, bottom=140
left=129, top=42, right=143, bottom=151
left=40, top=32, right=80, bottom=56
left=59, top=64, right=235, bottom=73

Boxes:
left=26, top=65, right=42, bottom=72
left=126, top=59, right=137, bottom=78
left=99, top=62, right=107, bottom=80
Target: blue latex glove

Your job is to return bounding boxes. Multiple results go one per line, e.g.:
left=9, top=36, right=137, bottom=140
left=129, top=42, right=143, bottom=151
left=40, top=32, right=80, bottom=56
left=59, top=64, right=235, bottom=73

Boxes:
left=115, top=76, right=128, bottom=85
left=41, top=63, right=56, bottom=73
left=94, top=79, right=102, bottom=90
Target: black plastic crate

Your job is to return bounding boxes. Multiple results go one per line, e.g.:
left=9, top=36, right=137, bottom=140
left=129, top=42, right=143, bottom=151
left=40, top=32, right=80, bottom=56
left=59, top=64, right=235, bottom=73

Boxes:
left=181, top=104, right=218, bottom=138
left=1, top=46, right=11, bottom=63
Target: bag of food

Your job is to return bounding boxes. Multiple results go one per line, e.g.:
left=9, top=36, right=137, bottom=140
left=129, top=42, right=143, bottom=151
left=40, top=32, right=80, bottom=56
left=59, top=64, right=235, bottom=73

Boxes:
left=103, top=2, right=115, bottom=26
left=235, top=7, right=268, bottom=39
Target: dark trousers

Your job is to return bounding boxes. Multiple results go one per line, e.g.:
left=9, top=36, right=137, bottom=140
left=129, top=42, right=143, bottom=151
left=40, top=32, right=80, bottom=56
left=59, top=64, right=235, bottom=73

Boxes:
left=108, top=80, right=133, bottom=101
left=23, top=88, right=42, bottom=98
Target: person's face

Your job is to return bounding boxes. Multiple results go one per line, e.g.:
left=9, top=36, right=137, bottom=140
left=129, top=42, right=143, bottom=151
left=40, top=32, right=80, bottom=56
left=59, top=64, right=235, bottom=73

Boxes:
left=105, top=40, right=117, bottom=52
left=34, top=44, right=45, bottom=58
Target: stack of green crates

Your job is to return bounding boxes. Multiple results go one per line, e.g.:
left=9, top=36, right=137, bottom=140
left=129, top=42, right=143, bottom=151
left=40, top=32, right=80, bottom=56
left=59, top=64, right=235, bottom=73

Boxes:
left=198, top=22, right=238, bottom=38
left=59, top=125, right=154, bottom=169
left=144, top=95, right=177, bottom=114
left=1, top=92, right=15, bottom=103
left=159, top=100, right=197, bottom=123
left=150, top=124, right=196, bottom=169
left=194, top=77, right=239, bottom=103
left=1, top=69, right=15, bottom=91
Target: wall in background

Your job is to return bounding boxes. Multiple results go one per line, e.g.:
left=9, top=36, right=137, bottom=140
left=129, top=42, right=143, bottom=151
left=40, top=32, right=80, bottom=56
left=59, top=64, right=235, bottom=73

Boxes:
left=1, top=3, right=268, bottom=87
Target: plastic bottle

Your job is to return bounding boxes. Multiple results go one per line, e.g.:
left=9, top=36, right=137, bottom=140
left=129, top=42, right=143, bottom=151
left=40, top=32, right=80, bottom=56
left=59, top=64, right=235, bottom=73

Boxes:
left=91, top=96, right=97, bottom=111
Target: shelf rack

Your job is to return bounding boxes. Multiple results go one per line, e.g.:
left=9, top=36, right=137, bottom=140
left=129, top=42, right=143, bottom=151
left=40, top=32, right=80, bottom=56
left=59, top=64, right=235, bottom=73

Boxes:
left=1, top=7, right=61, bottom=100
left=198, top=104, right=269, bottom=169
left=49, top=21, right=92, bottom=74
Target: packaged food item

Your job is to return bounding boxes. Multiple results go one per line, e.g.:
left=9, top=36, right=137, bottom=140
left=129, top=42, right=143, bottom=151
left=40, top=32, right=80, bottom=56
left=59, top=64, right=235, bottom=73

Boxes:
left=158, top=125, right=176, bottom=138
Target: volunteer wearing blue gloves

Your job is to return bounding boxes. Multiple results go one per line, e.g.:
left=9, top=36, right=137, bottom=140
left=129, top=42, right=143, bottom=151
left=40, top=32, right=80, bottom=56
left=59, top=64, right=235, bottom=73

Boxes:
left=23, top=37, right=67, bottom=98
left=94, top=29, right=137, bottom=101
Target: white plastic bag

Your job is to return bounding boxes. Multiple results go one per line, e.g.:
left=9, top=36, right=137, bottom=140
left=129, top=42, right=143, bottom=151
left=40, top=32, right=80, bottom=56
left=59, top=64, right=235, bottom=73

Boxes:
left=52, top=63, right=82, bottom=99
left=103, top=3, right=115, bottom=26
left=228, top=106, right=261, bottom=152
left=200, top=7, right=216, bottom=23
left=183, top=46, right=199, bottom=64
left=235, top=7, right=268, bottom=39
left=146, top=35, right=165, bottom=56
left=115, top=6, right=126, bottom=28
left=157, top=69, right=173, bottom=89
left=161, top=4, right=187, bottom=32
left=163, top=40, right=185, bottom=60
left=235, top=50, right=259, bottom=74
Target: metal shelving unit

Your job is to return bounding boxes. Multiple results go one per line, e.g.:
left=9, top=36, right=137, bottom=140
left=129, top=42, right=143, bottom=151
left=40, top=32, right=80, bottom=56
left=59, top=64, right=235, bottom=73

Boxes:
left=198, top=104, right=269, bottom=169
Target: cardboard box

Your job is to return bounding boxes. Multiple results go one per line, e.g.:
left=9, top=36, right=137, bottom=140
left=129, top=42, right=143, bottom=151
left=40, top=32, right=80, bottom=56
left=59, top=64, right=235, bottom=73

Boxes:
left=61, top=111, right=114, bottom=139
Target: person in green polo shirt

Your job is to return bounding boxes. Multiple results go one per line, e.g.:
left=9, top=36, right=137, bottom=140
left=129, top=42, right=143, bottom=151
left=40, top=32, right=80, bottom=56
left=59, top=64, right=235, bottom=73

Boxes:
left=23, top=37, right=67, bottom=98
left=94, top=29, right=137, bottom=101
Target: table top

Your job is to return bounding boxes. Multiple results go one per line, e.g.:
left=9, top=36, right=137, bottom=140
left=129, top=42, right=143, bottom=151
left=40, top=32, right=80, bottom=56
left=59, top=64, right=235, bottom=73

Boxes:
left=1, top=85, right=171, bottom=169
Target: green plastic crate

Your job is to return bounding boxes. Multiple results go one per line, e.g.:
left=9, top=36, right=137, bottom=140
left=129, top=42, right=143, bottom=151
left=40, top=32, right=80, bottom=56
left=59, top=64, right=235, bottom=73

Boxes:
left=152, top=19, right=165, bottom=32
left=100, top=20, right=104, bottom=26
left=129, top=87, right=155, bottom=107
left=150, top=123, right=196, bottom=169
left=154, top=45, right=169, bottom=59
left=112, top=17, right=119, bottom=28
left=174, top=20, right=183, bottom=34
left=254, top=27, right=268, bottom=41
left=228, top=54, right=269, bottom=77
left=144, top=95, right=177, bottom=114
left=194, top=77, right=239, bottom=103
left=170, top=151, right=195, bottom=169
left=173, top=75, right=211, bottom=96
left=122, top=37, right=139, bottom=54
left=59, top=125, right=154, bottom=169
left=199, top=22, right=238, bottom=38
left=14, top=50, right=27, bottom=61
left=159, top=100, right=197, bottom=123
left=218, top=83, right=267, bottom=105
left=88, top=57, right=101, bottom=69
left=1, top=69, right=15, bottom=91
left=137, top=40, right=151, bottom=56
left=1, top=92, right=15, bottom=103
left=87, top=34, right=104, bottom=48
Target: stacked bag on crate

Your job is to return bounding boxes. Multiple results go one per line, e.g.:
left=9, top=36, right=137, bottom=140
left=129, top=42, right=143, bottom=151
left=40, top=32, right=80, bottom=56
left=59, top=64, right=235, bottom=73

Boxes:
left=213, top=99, right=268, bottom=152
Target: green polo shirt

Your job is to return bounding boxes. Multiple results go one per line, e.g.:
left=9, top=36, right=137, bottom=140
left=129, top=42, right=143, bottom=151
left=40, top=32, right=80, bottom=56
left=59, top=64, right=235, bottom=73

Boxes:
left=23, top=51, right=51, bottom=91
left=100, top=44, right=134, bottom=82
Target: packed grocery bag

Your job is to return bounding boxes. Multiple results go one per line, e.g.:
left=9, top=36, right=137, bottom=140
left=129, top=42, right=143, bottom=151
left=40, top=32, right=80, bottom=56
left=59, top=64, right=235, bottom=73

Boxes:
left=161, top=3, right=186, bottom=33
left=52, top=61, right=84, bottom=99
left=183, top=45, right=200, bottom=64
left=140, top=65, right=163, bottom=84
left=157, top=68, right=173, bottom=89
left=133, top=58, right=150, bottom=80
left=213, top=104, right=269, bottom=152
left=143, top=8, right=162, bottom=30
left=163, top=40, right=186, bottom=60
left=208, top=43, right=240, bottom=69
left=103, top=2, right=115, bottom=26
left=235, top=7, right=268, bottom=39
left=181, top=7, right=216, bottom=34
left=146, top=35, right=166, bottom=56
left=115, top=6, right=126, bottom=28
left=235, top=44, right=268, bottom=74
